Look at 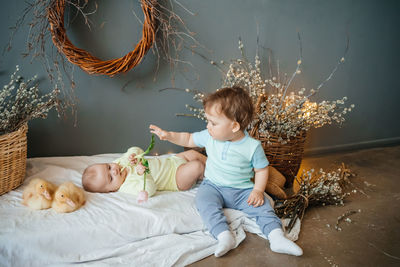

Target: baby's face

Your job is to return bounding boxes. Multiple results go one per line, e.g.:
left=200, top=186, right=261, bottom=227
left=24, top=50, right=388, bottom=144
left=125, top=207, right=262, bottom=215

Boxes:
left=205, top=104, right=237, bottom=141
left=89, top=163, right=127, bottom=192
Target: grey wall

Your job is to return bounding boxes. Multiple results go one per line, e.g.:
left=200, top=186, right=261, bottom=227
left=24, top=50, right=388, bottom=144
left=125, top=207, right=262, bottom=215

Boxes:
left=1, top=0, right=399, bottom=157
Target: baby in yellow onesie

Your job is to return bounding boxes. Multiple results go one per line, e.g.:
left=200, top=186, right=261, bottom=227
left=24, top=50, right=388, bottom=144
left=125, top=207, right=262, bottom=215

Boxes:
left=82, top=147, right=206, bottom=197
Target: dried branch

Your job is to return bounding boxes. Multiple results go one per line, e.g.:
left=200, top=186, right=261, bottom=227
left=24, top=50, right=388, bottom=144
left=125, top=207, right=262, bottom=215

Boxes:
left=334, top=209, right=360, bottom=231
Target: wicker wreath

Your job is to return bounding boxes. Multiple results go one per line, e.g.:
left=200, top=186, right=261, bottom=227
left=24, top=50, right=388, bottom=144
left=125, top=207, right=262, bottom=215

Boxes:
left=47, top=0, right=158, bottom=76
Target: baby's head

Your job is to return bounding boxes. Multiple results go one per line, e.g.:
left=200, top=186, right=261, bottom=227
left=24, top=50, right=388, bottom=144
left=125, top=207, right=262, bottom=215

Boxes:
left=203, top=86, right=254, bottom=140
left=82, top=163, right=127, bottom=193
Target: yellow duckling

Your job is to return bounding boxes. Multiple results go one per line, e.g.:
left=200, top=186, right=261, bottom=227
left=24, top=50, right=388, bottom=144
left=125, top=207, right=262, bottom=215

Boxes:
left=22, top=178, right=57, bottom=210
left=52, top=182, right=86, bottom=213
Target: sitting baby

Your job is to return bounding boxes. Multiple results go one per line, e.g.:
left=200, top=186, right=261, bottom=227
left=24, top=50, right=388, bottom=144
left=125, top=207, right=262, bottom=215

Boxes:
left=82, top=147, right=206, bottom=198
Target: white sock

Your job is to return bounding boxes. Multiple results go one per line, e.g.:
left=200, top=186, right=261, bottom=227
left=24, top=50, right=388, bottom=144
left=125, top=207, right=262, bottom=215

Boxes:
left=268, top=228, right=303, bottom=256
left=214, top=230, right=236, bottom=257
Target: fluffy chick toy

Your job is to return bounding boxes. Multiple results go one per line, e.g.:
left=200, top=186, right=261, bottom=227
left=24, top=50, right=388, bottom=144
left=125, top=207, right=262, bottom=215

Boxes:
left=52, top=182, right=86, bottom=213
left=22, top=178, right=57, bottom=210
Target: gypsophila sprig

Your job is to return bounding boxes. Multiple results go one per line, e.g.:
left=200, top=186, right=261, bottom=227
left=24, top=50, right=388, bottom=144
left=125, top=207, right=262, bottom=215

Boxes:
left=175, top=35, right=354, bottom=144
left=0, top=65, right=59, bottom=135
left=274, top=163, right=355, bottom=232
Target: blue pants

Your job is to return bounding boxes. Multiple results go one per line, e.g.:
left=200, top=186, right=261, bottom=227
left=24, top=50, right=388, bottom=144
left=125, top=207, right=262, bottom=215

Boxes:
left=195, top=179, right=282, bottom=239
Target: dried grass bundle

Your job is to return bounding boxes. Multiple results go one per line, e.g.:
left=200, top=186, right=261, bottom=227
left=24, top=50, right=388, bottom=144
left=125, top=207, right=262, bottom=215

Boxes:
left=274, top=163, right=354, bottom=232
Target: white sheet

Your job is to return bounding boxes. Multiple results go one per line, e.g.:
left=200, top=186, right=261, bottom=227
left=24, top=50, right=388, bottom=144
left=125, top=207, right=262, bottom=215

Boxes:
left=0, top=153, right=299, bottom=266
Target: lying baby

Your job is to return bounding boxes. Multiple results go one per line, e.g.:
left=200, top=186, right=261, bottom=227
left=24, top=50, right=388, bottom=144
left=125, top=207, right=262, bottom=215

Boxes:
left=82, top=147, right=206, bottom=199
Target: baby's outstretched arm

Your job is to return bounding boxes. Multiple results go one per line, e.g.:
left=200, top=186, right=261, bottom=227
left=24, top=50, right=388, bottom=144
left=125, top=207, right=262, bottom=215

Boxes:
left=149, top=124, right=197, bottom=148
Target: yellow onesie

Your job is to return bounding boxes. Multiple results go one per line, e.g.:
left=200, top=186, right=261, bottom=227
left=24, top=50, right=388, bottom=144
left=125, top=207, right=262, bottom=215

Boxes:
left=114, top=147, right=187, bottom=197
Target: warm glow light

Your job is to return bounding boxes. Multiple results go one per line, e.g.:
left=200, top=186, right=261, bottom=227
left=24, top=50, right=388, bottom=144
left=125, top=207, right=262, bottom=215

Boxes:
left=300, top=101, right=317, bottom=119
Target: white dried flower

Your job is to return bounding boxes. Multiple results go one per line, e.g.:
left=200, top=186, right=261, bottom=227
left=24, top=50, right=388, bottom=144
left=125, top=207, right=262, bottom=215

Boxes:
left=177, top=39, right=353, bottom=144
left=0, top=65, right=59, bottom=134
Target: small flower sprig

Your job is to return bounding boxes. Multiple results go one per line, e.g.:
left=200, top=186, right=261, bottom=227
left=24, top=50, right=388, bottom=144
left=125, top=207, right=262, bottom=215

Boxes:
left=0, top=65, right=59, bottom=135
left=130, top=134, right=155, bottom=204
left=334, top=209, right=361, bottom=231
left=274, top=163, right=354, bottom=232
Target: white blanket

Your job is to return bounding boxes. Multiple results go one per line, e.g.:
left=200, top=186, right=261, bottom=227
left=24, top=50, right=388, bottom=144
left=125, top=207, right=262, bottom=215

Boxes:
left=0, top=153, right=300, bottom=266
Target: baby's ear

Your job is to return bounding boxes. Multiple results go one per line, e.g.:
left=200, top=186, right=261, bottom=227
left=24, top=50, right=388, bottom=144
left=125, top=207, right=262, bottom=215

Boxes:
left=232, top=121, right=241, bottom=133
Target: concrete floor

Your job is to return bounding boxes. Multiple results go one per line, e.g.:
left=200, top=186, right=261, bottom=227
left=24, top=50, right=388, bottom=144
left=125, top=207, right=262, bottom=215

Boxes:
left=189, top=145, right=400, bottom=267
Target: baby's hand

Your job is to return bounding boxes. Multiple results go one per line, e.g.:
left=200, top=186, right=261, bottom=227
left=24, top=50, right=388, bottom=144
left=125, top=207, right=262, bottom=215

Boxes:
left=247, top=189, right=265, bottom=207
left=128, top=153, right=138, bottom=165
left=136, top=162, right=147, bottom=175
left=149, top=124, right=169, bottom=141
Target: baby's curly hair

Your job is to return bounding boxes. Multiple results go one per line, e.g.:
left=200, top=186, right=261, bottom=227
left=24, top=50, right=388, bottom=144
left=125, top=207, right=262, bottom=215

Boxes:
left=203, top=86, right=254, bottom=130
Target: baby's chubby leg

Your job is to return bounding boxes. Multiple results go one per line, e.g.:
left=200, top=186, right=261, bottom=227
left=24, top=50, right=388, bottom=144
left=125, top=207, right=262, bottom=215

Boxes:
left=195, top=180, right=236, bottom=257
left=176, top=149, right=207, bottom=165
left=175, top=150, right=206, bottom=190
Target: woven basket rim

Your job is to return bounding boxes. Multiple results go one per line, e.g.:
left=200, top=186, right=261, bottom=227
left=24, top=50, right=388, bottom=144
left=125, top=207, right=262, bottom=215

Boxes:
left=253, top=130, right=307, bottom=139
left=0, top=123, right=28, bottom=139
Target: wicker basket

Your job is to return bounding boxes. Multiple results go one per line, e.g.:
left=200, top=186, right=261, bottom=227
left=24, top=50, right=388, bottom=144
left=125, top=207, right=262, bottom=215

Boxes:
left=0, top=124, right=28, bottom=195
left=250, top=94, right=307, bottom=188
left=251, top=130, right=306, bottom=188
